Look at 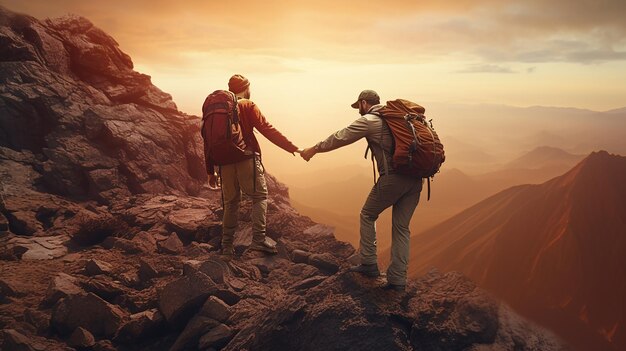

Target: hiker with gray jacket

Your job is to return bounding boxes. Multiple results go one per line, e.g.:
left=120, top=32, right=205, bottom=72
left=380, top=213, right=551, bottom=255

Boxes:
left=300, top=90, right=424, bottom=291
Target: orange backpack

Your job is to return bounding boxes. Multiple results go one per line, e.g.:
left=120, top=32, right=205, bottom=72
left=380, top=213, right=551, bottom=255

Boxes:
left=372, top=99, right=445, bottom=199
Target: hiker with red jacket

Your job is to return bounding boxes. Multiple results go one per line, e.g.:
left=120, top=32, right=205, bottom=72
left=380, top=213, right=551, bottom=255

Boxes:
left=300, top=90, right=426, bottom=291
left=202, top=74, right=302, bottom=259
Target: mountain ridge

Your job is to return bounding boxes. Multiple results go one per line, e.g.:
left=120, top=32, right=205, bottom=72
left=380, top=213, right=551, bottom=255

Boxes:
left=405, top=150, right=626, bottom=351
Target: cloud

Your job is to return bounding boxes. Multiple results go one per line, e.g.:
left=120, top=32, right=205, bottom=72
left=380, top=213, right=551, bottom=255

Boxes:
left=456, top=64, right=516, bottom=73
left=2, top=0, right=626, bottom=66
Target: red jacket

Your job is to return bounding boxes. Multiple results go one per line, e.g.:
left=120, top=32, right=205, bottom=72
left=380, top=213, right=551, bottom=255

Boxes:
left=206, top=98, right=298, bottom=173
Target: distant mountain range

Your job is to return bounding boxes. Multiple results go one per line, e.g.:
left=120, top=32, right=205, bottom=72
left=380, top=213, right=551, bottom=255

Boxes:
left=427, top=102, right=626, bottom=172
left=501, top=146, right=584, bottom=170
left=403, top=151, right=626, bottom=351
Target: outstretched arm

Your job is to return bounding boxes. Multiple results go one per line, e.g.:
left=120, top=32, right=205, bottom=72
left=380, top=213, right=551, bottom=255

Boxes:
left=249, top=102, right=299, bottom=154
left=301, top=117, right=369, bottom=161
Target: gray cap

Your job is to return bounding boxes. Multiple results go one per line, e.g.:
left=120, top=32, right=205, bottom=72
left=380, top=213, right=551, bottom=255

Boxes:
left=351, top=90, right=380, bottom=108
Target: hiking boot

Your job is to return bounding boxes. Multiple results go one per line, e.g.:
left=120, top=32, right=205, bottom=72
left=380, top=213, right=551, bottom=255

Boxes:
left=382, top=283, right=406, bottom=292
left=220, top=245, right=234, bottom=261
left=348, top=263, right=380, bottom=277
left=249, top=239, right=278, bottom=254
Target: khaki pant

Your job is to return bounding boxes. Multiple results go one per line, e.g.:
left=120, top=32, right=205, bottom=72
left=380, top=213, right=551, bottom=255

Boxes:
left=220, top=157, right=268, bottom=247
left=359, top=174, right=422, bottom=285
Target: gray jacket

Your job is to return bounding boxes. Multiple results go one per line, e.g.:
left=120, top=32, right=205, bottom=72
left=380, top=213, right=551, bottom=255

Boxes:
left=315, top=105, right=394, bottom=175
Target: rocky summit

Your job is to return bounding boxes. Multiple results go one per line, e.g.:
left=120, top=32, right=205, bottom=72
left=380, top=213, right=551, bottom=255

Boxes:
left=0, top=6, right=568, bottom=351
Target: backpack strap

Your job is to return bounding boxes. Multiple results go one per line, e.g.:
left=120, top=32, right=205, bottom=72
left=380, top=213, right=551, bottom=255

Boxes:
left=364, top=143, right=377, bottom=185
left=379, top=119, right=390, bottom=177
left=251, top=153, right=265, bottom=194
left=427, top=177, right=431, bottom=201
left=253, top=153, right=257, bottom=193
left=231, top=92, right=240, bottom=124
left=363, top=112, right=392, bottom=185
left=218, top=166, right=224, bottom=208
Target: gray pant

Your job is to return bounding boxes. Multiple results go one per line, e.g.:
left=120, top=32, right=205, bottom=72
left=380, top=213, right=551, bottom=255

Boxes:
left=359, top=174, right=422, bottom=285
left=220, top=157, right=268, bottom=247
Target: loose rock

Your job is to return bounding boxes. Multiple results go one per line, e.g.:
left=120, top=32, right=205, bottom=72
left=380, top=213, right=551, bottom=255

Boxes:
left=67, top=327, right=96, bottom=349
left=43, top=272, right=83, bottom=306
left=85, top=258, right=113, bottom=276
left=51, top=292, right=128, bottom=337
left=157, top=232, right=183, bottom=254
left=198, top=324, right=234, bottom=350
left=158, top=271, right=216, bottom=327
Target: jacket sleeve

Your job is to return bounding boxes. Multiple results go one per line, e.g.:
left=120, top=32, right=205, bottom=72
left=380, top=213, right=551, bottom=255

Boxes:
left=315, top=117, right=369, bottom=152
left=249, top=102, right=299, bottom=153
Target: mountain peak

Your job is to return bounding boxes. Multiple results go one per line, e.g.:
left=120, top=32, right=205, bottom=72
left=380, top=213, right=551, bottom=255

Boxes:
left=579, top=150, right=616, bottom=163
left=557, top=150, right=626, bottom=188
left=408, top=149, right=626, bottom=351
left=504, top=146, right=583, bottom=170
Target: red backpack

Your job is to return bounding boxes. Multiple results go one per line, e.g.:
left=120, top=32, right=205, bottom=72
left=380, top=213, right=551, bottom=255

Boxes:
left=201, top=90, right=252, bottom=166
left=372, top=99, right=445, bottom=199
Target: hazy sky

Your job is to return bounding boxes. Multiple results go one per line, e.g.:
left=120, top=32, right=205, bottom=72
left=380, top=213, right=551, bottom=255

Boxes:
left=4, top=0, right=626, bottom=111
left=2, top=0, right=626, bottom=177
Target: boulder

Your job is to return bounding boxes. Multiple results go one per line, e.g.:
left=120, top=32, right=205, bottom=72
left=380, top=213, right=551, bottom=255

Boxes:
left=198, top=324, right=234, bottom=350
left=157, top=232, right=183, bottom=254
left=3, top=210, right=41, bottom=235
left=51, top=292, right=128, bottom=337
left=158, top=271, right=216, bottom=327
left=226, top=260, right=263, bottom=281
left=186, top=241, right=214, bottom=257
left=182, top=259, right=203, bottom=276
left=43, top=272, right=83, bottom=305
left=197, top=257, right=231, bottom=284
left=0, top=278, right=23, bottom=298
left=80, top=276, right=125, bottom=302
left=72, top=216, right=126, bottom=246
left=116, top=309, right=164, bottom=342
left=247, top=256, right=289, bottom=275
left=201, top=296, right=231, bottom=323
left=67, top=327, right=96, bottom=349
left=226, top=277, right=246, bottom=292
left=131, top=231, right=157, bottom=253
left=291, top=249, right=310, bottom=264
left=212, top=289, right=242, bottom=306
left=308, top=253, right=340, bottom=274
left=169, top=316, right=220, bottom=351
left=23, top=308, right=51, bottom=334
left=138, top=258, right=159, bottom=281
left=409, top=275, right=500, bottom=350
left=85, top=258, right=113, bottom=276
left=169, top=295, right=232, bottom=350
left=102, top=236, right=144, bottom=254
left=4, top=235, right=69, bottom=260
left=165, top=208, right=213, bottom=242
left=0, top=329, right=48, bottom=351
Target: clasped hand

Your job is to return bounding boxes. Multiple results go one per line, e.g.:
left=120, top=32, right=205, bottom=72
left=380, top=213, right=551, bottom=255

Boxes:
left=295, top=147, right=317, bottom=162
